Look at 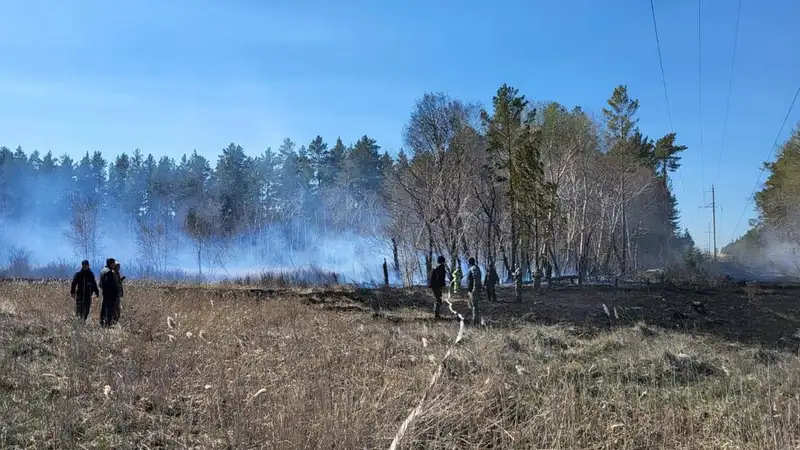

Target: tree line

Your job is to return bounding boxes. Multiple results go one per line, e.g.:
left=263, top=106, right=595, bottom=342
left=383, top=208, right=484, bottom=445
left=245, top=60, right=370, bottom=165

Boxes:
left=0, top=83, right=695, bottom=283
left=724, top=125, right=800, bottom=275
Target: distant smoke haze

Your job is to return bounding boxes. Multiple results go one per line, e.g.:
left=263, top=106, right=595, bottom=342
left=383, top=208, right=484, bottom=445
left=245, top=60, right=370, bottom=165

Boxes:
left=0, top=140, right=397, bottom=284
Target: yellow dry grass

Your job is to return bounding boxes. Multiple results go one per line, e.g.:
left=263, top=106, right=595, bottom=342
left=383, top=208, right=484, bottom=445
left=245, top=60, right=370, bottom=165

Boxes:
left=1, top=281, right=800, bottom=449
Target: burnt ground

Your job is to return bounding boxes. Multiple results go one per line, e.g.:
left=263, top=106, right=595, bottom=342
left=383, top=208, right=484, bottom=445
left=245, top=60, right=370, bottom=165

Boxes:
left=151, top=280, right=800, bottom=352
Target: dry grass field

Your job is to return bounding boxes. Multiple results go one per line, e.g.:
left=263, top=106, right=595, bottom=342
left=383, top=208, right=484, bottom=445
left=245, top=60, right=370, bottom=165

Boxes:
left=2, top=279, right=800, bottom=449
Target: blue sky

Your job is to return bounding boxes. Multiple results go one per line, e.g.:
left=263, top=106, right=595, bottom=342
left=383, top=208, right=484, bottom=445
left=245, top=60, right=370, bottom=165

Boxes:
left=1, top=0, right=798, bottom=250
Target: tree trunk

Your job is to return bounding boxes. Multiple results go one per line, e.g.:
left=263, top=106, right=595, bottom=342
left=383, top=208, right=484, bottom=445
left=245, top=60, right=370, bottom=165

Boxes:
left=392, top=237, right=400, bottom=271
left=501, top=246, right=511, bottom=283
left=197, top=244, right=203, bottom=278
left=510, top=200, right=518, bottom=279
left=533, top=218, right=542, bottom=290
left=621, top=176, right=628, bottom=275
left=425, top=222, right=434, bottom=278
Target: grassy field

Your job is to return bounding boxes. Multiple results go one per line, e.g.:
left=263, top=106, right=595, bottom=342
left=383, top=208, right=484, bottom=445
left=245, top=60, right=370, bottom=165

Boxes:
left=2, top=280, right=800, bottom=449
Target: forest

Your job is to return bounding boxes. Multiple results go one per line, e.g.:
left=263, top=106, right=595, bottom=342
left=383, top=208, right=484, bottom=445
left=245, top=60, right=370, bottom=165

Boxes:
left=0, top=84, right=697, bottom=284
left=724, top=126, right=800, bottom=275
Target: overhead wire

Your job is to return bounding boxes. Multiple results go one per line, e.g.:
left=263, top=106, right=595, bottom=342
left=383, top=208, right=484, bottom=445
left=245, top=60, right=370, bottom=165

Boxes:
left=648, top=0, right=694, bottom=223
left=728, top=87, right=800, bottom=243
left=697, top=0, right=707, bottom=197
left=713, top=0, right=742, bottom=184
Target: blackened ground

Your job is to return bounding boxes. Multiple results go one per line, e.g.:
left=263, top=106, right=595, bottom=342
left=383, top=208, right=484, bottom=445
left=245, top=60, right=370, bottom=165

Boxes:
left=157, top=281, right=800, bottom=351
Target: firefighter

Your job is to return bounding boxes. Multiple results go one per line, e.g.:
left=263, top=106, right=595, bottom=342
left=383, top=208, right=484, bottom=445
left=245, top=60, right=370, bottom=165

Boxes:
left=513, top=265, right=522, bottom=302
left=543, top=258, right=553, bottom=288
left=451, top=263, right=463, bottom=297
left=111, top=262, right=126, bottom=325
left=70, top=260, right=99, bottom=322
left=466, top=258, right=483, bottom=325
left=99, top=258, right=120, bottom=327
left=429, top=256, right=447, bottom=319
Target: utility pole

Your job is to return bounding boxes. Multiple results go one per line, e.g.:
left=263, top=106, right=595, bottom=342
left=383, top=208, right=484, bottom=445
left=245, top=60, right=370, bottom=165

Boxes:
left=705, top=223, right=712, bottom=254
left=700, top=185, right=720, bottom=261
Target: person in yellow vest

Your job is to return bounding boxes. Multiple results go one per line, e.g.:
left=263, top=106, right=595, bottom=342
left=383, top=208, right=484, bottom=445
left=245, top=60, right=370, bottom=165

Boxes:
left=451, top=263, right=462, bottom=297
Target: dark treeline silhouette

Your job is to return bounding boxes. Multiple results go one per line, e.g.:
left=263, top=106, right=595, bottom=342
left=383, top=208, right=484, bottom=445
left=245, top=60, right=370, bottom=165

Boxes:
left=0, top=84, right=697, bottom=284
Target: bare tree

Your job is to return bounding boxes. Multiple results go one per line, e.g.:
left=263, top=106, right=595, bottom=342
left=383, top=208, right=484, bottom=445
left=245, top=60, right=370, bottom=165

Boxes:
left=64, top=194, right=102, bottom=262
left=135, top=214, right=172, bottom=273
left=402, top=92, right=482, bottom=271
left=182, top=202, right=218, bottom=278
left=6, top=246, right=33, bottom=277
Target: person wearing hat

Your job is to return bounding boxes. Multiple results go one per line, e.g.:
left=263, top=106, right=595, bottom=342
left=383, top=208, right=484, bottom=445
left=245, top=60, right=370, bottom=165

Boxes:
left=429, top=255, right=448, bottom=319
left=70, top=260, right=99, bottom=322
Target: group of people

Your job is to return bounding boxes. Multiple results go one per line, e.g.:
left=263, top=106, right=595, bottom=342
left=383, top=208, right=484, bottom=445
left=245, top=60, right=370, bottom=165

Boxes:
left=428, top=256, right=558, bottom=322
left=69, top=258, right=126, bottom=327
left=429, top=256, right=498, bottom=325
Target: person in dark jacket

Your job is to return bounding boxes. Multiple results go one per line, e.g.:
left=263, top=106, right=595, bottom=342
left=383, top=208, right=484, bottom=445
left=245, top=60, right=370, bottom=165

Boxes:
left=70, top=260, right=99, bottom=321
left=485, top=261, right=499, bottom=303
left=429, top=255, right=448, bottom=319
left=466, top=258, right=483, bottom=325
left=111, top=262, right=126, bottom=325
left=99, top=258, right=120, bottom=327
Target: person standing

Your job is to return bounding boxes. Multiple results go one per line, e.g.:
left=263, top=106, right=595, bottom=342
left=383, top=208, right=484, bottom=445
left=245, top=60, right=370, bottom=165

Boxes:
left=70, top=260, right=99, bottom=322
left=451, top=263, right=462, bottom=297
left=512, top=265, right=522, bottom=302
left=111, top=262, right=126, bottom=325
left=543, top=258, right=553, bottom=289
left=466, top=258, right=483, bottom=325
left=485, top=261, right=499, bottom=303
left=99, top=258, right=120, bottom=327
left=429, top=256, right=447, bottom=319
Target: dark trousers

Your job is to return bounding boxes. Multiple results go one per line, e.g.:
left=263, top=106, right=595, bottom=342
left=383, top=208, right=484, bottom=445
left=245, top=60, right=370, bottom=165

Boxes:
left=100, top=295, right=117, bottom=327
left=432, top=287, right=443, bottom=317
left=75, top=295, right=91, bottom=321
left=112, top=297, right=122, bottom=324
left=486, top=286, right=497, bottom=302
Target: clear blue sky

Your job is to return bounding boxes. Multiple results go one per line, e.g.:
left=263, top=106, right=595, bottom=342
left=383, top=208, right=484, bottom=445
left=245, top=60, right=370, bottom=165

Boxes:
left=1, top=0, right=798, bottom=251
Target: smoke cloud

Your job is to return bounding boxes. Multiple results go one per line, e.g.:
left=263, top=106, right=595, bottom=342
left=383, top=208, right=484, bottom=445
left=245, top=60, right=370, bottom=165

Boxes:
left=0, top=142, right=397, bottom=285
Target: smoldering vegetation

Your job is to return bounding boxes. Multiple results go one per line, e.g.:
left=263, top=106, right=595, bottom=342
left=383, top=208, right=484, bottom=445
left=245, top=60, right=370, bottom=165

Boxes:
left=724, top=126, right=800, bottom=279
left=0, top=135, right=394, bottom=284
left=0, top=83, right=726, bottom=285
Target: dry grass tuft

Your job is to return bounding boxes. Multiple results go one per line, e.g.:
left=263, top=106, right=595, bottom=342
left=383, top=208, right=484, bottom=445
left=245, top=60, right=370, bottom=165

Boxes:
left=1, top=281, right=800, bottom=449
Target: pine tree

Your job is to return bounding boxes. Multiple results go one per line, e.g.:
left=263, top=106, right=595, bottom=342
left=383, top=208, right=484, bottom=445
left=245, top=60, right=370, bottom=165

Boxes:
left=307, top=135, right=329, bottom=193
left=214, top=143, right=255, bottom=237
left=108, top=153, right=130, bottom=215
left=603, top=85, right=640, bottom=146
left=481, top=84, right=533, bottom=271
left=653, top=133, right=688, bottom=183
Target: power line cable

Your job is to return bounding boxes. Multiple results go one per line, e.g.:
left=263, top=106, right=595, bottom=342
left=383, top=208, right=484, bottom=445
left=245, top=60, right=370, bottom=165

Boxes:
left=649, top=0, right=694, bottom=223
left=649, top=0, right=674, bottom=131
left=697, top=0, right=706, bottom=197
left=713, top=0, right=742, bottom=184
